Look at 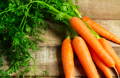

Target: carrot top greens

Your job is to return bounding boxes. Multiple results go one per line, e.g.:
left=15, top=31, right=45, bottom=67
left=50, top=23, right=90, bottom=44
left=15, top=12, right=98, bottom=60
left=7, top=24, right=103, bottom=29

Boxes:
left=0, top=0, right=79, bottom=76
left=0, top=0, right=48, bottom=76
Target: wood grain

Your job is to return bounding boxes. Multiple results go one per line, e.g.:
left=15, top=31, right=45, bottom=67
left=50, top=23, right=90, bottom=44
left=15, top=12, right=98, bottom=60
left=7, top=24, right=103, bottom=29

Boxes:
left=76, top=0, right=120, bottom=19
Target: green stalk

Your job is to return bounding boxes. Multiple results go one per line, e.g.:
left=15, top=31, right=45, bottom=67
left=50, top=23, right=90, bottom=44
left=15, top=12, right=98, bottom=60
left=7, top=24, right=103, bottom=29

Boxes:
left=20, top=4, right=32, bottom=31
left=18, top=0, right=72, bottom=31
left=84, top=22, right=101, bottom=39
left=38, top=0, right=100, bottom=39
left=0, top=5, right=27, bottom=15
left=65, top=0, right=101, bottom=38
left=29, top=1, right=72, bottom=20
left=67, top=0, right=82, bottom=18
left=0, top=10, right=10, bottom=15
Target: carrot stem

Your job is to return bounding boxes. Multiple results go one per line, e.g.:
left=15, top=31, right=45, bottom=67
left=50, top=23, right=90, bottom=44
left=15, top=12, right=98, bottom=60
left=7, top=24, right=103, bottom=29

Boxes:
left=67, top=0, right=82, bottom=18
left=84, top=22, right=101, bottom=39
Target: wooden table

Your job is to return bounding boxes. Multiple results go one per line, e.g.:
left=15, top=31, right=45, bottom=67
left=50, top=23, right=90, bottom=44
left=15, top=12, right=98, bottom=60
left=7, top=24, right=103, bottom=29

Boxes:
left=23, top=0, right=120, bottom=77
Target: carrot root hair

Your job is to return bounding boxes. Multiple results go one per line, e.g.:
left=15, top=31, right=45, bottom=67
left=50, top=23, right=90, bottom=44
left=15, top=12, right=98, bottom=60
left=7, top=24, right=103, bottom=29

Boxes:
left=113, top=67, right=120, bottom=78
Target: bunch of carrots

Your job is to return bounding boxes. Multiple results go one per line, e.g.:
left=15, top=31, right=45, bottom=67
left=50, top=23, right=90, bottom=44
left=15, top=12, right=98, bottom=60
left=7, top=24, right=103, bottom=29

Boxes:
left=61, top=16, right=120, bottom=78
left=1, top=0, right=120, bottom=77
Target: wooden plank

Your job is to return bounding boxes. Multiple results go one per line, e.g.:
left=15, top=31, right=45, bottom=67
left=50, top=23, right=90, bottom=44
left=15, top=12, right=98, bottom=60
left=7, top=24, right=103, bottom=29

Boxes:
left=30, top=46, right=120, bottom=65
left=28, top=46, right=62, bottom=76
left=39, top=29, right=62, bottom=46
left=76, top=0, right=120, bottom=19
left=39, top=20, right=120, bottom=47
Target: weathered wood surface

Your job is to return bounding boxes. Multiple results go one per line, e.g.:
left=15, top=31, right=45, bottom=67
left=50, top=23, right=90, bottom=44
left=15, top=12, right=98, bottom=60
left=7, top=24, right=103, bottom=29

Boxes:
left=76, top=0, right=120, bottom=20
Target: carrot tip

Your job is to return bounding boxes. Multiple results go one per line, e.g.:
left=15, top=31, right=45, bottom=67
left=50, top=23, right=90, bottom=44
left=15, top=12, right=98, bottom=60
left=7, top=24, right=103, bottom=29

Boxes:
left=113, top=67, right=120, bottom=78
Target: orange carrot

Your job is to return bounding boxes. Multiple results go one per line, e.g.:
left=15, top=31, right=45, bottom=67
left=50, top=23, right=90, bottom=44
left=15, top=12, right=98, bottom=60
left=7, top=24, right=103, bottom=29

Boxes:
left=116, top=60, right=120, bottom=75
left=70, top=17, right=115, bottom=67
left=82, top=16, right=120, bottom=44
left=72, top=36, right=100, bottom=78
left=89, top=47, right=113, bottom=78
left=98, top=38, right=120, bottom=74
left=61, top=37, right=75, bottom=78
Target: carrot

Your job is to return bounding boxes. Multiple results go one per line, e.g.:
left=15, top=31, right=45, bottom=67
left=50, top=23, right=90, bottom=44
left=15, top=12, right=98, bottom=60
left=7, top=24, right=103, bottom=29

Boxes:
left=89, top=47, right=113, bottom=78
left=116, top=60, right=120, bottom=75
left=98, top=38, right=120, bottom=74
left=72, top=36, right=100, bottom=78
left=91, top=53, right=113, bottom=78
left=69, top=17, right=115, bottom=67
left=82, top=16, right=120, bottom=44
left=61, top=37, right=75, bottom=78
